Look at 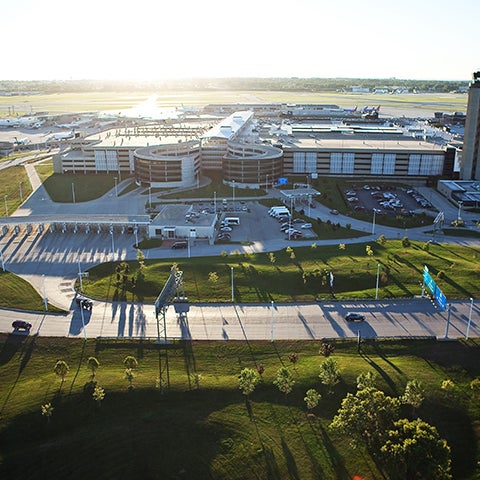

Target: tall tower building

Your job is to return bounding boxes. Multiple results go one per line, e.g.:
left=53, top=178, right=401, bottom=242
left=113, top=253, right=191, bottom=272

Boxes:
left=461, top=71, right=480, bottom=180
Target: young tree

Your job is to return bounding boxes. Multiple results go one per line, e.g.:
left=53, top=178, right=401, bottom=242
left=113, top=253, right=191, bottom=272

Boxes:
left=356, top=371, right=378, bottom=391
left=401, top=379, right=425, bottom=414
left=365, top=245, right=374, bottom=256
left=380, top=418, right=452, bottom=479
left=402, top=236, right=411, bottom=248
left=377, top=234, right=387, bottom=246
left=304, top=389, right=322, bottom=411
left=273, top=366, right=295, bottom=397
left=319, top=342, right=335, bottom=357
left=330, top=387, right=400, bottom=449
left=54, top=360, right=70, bottom=388
left=238, top=368, right=260, bottom=397
left=92, top=385, right=106, bottom=406
left=87, top=356, right=100, bottom=380
left=318, top=358, right=340, bottom=393
left=268, top=252, right=276, bottom=265
left=123, top=355, right=138, bottom=370
left=41, top=402, right=54, bottom=422
left=208, top=271, right=219, bottom=284
left=125, top=368, right=135, bottom=390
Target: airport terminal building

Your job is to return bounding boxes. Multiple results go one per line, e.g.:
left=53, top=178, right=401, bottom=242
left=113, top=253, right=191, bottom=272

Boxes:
left=55, top=109, right=456, bottom=188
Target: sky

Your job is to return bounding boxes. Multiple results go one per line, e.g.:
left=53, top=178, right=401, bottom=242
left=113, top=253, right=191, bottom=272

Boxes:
left=2, top=0, right=479, bottom=81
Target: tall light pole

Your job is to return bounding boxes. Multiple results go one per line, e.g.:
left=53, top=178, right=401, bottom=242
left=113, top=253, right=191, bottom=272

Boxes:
left=148, top=186, right=152, bottom=209
left=270, top=300, right=274, bottom=342
left=232, top=180, right=235, bottom=209
left=134, top=226, right=139, bottom=248
left=72, top=182, right=76, bottom=204
left=42, top=274, right=48, bottom=311
left=213, top=191, right=217, bottom=214
left=114, top=176, right=118, bottom=197
left=372, top=208, right=376, bottom=235
left=19, top=181, right=23, bottom=203
left=4, top=195, right=8, bottom=217
left=0, top=245, right=5, bottom=271
left=375, top=263, right=380, bottom=300
left=445, top=303, right=452, bottom=339
left=457, top=201, right=463, bottom=221
left=266, top=174, right=269, bottom=190
left=231, top=266, right=234, bottom=302
left=110, top=225, right=115, bottom=260
left=78, top=259, right=83, bottom=292
left=466, top=297, right=474, bottom=340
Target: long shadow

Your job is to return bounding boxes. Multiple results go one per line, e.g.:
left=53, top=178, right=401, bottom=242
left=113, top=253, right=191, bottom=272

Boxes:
left=318, top=424, right=350, bottom=479
left=68, top=339, right=87, bottom=395
left=297, top=312, right=314, bottom=339
left=360, top=353, right=398, bottom=395
left=281, top=437, right=300, bottom=480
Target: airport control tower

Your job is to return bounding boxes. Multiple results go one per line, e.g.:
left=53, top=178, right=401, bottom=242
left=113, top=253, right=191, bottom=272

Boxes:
left=461, top=71, right=480, bottom=180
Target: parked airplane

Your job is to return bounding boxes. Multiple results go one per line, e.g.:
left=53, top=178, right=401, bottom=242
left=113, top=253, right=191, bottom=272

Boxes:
left=362, top=106, right=381, bottom=114
left=343, top=105, right=358, bottom=114
left=52, top=130, right=76, bottom=140
left=14, top=137, right=30, bottom=145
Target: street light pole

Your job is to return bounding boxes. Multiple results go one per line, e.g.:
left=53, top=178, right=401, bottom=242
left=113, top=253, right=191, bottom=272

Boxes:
left=4, top=195, right=8, bottom=217
left=232, top=180, right=235, bottom=209
left=372, top=209, right=376, bottom=235
left=42, top=274, right=48, bottom=311
left=0, top=246, right=5, bottom=271
left=231, top=266, right=234, bottom=302
left=72, top=183, right=76, bottom=204
left=114, top=177, right=118, bottom=197
left=214, top=191, right=217, bottom=214
left=78, top=260, right=83, bottom=292
left=375, top=263, right=380, bottom=300
left=445, top=304, right=452, bottom=339
left=457, top=201, right=463, bottom=221
left=110, top=226, right=115, bottom=260
left=270, top=300, right=274, bottom=342
left=19, top=182, right=23, bottom=203
left=466, top=297, right=474, bottom=340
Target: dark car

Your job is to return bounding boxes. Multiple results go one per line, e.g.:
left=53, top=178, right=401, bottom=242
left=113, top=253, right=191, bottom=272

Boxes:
left=12, top=320, right=32, bottom=331
left=75, top=297, right=93, bottom=310
left=171, top=241, right=188, bottom=249
left=345, top=312, right=365, bottom=322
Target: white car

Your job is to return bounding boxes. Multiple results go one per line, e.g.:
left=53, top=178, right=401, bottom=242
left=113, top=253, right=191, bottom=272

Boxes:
left=300, top=223, right=312, bottom=229
left=220, top=226, right=232, bottom=232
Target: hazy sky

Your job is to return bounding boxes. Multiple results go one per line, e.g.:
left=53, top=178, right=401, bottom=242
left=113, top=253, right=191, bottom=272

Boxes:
left=3, top=0, right=478, bottom=81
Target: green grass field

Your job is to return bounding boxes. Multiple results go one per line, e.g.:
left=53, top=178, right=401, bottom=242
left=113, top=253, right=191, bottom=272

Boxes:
left=0, top=336, right=478, bottom=479
left=0, top=271, right=65, bottom=312
left=81, top=240, right=480, bottom=303
left=0, top=165, right=33, bottom=216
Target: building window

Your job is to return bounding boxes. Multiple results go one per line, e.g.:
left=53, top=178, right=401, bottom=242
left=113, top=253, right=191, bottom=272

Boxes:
left=330, top=153, right=354, bottom=174
left=408, top=154, right=443, bottom=175
left=371, top=153, right=396, bottom=175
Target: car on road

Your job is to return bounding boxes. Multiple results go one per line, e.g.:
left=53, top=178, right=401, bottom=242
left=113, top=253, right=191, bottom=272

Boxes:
left=330, top=209, right=339, bottom=215
left=75, top=297, right=93, bottom=310
left=345, top=312, right=365, bottom=322
left=12, top=320, right=32, bottom=332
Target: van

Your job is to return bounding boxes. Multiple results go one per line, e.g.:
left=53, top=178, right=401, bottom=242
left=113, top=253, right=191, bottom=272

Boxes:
left=268, top=206, right=286, bottom=216
left=171, top=241, right=188, bottom=249
left=224, top=217, right=240, bottom=225
left=272, top=208, right=291, bottom=218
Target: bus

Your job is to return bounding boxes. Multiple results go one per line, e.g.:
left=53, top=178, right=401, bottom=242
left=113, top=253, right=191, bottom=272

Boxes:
left=224, top=217, right=240, bottom=225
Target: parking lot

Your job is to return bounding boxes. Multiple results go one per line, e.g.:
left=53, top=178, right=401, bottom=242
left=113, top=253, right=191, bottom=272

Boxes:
left=213, top=201, right=316, bottom=244
left=343, top=184, right=435, bottom=216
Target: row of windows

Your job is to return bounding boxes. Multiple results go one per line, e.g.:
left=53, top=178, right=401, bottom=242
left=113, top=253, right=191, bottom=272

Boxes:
left=291, top=152, right=444, bottom=175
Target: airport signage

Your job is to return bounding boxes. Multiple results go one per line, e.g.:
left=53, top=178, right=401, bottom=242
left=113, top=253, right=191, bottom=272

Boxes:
left=423, top=265, right=447, bottom=311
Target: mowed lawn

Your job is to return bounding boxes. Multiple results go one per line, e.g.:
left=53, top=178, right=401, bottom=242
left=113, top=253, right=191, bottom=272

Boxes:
left=0, top=165, right=32, bottom=215
left=81, top=240, right=480, bottom=303
left=0, top=336, right=479, bottom=479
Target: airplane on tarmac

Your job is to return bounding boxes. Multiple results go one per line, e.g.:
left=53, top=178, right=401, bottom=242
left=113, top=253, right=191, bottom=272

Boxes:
left=343, top=105, right=358, bottom=114
left=52, top=130, right=76, bottom=140
left=362, top=106, right=381, bottom=114
left=14, top=137, right=30, bottom=145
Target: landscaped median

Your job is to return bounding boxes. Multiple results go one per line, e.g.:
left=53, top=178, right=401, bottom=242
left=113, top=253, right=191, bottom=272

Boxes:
left=79, top=239, right=480, bottom=303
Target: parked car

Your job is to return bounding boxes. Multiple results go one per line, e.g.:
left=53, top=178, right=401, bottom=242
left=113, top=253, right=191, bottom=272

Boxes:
left=171, top=241, right=188, bottom=249
left=300, top=223, right=312, bottom=229
left=292, top=218, right=304, bottom=224
left=12, top=320, right=32, bottom=332
left=220, top=226, right=232, bottom=232
left=290, top=232, right=303, bottom=239
left=345, top=312, right=365, bottom=322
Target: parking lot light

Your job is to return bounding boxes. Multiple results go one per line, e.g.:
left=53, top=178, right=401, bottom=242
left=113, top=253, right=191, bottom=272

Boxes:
left=372, top=208, right=376, bottom=235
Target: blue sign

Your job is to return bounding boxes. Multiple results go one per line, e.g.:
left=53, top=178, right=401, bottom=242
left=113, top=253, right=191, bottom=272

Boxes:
left=423, top=267, right=436, bottom=295
left=435, top=286, right=447, bottom=311
left=277, top=177, right=288, bottom=185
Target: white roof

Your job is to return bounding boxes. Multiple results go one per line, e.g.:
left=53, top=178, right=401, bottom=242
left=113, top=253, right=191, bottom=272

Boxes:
left=201, top=111, right=253, bottom=140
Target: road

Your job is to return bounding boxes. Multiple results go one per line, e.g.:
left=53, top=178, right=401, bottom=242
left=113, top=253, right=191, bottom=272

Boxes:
left=0, top=298, right=479, bottom=341
left=0, top=161, right=479, bottom=340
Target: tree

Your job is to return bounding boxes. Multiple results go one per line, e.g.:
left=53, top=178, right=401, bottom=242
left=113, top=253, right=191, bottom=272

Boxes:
left=54, top=360, right=69, bottom=387
left=41, top=402, right=54, bottom=422
left=470, top=378, right=480, bottom=398
left=208, top=271, right=219, bottom=284
left=268, top=252, right=276, bottom=264
left=319, top=342, right=335, bottom=357
left=318, top=358, right=340, bottom=393
left=377, top=234, right=387, bottom=246
left=338, top=243, right=346, bottom=250
left=87, top=356, right=100, bottom=380
left=288, top=352, right=299, bottom=364
left=356, top=371, right=378, bottom=390
left=123, top=355, right=138, bottom=370
left=365, top=245, right=374, bottom=256
left=330, top=387, right=400, bottom=449
left=401, top=379, right=425, bottom=413
left=273, top=366, right=295, bottom=397
left=92, top=385, right=105, bottom=406
left=238, top=368, right=260, bottom=397
left=304, top=389, right=321, bottom=410
left=402, top=236, right=411, bottom=248
left=380, top=418, right=452, bottom=479
left=125, top=368, right=135, bottom=389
